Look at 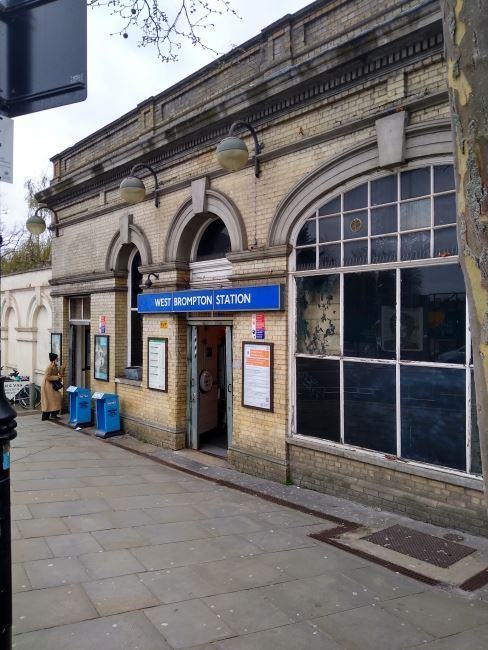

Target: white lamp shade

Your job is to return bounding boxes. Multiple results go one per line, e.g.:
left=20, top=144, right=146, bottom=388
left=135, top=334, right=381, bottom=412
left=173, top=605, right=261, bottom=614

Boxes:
left=26, top=213, right=46, bottom=235
left=120, top=176, right=146, bottom=204
left=216, top=136, right=249, bottom=171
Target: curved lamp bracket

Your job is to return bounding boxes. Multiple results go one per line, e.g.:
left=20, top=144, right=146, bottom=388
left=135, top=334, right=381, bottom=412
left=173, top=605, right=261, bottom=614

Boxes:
left=129, top=164, right=162, bottom=207
left=228, top=121, right=263, bottom=178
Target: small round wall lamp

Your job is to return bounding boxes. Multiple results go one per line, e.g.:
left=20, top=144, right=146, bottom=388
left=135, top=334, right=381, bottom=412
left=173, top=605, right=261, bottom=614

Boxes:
left=216, top=121, right=262, bottom=177
left=120, top=164, right=161, bottom=207
left=26, top=206, right=57, bottom=236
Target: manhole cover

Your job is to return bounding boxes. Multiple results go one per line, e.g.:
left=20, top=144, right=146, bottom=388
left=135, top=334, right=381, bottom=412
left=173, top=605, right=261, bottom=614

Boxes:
left=364, top=524, right=475, bottom=568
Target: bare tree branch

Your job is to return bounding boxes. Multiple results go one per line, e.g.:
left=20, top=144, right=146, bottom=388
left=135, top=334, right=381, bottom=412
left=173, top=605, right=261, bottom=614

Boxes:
left=87, top=0, right=239, bottom=62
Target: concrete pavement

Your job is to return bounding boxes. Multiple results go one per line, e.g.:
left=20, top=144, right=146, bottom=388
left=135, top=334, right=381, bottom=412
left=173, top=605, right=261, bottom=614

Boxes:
left=9, top=415, right=488, bottom=649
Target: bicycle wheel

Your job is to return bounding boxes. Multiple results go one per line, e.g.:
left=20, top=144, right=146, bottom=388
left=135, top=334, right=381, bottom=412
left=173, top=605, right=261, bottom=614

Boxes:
left=32, top=385, right=41, bottom=408
left=17, top=386, right=31, bottom=409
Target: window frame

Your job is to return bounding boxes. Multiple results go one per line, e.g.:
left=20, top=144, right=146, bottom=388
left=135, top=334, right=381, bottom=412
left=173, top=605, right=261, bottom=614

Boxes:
left=289, top=161, right=478, bottom=478
left=127, top=247, right=143, bottom=367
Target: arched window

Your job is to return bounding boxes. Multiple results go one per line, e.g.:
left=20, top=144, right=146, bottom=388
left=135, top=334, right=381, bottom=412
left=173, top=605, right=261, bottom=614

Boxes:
left=195, top=218, right=231, bottom=261
left=128, top=248, right=142, bottom=367
left=292, top=163, right=481, bottom=476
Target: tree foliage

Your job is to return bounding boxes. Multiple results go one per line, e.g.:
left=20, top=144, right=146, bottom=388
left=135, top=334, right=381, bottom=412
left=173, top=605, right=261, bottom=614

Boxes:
left=0, top=174, right=51, bottom=274
left=87, top=0, right=239, bottom=62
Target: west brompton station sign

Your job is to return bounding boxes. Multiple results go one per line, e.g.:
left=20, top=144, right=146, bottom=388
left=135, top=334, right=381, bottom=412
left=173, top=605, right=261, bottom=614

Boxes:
left=138, top=285, right=282, bottom=313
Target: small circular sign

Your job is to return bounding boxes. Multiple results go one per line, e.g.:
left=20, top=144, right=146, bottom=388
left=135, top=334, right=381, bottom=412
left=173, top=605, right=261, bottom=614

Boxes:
left=199, top=369, right=213, bottom=393
left=350, top=218, right=363, bottom=233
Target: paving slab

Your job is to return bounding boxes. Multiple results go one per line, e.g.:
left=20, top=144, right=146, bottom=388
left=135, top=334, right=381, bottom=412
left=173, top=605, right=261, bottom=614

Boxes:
left=203, top=590, right=292, bottom=634
left=380, top=590, right=488, bottom=638
left=12, top=611, right=172, bottom=650
left=215, top=621, right=342, bottom=650
left=12, top=584, right=98, bottom=634
left=82, top=574, right=159, bottom=616
left=143, top=599, right=234, bottom=648
left=45, top=532, right=104, bottom=557
left=79, top=549, right=145, bottom=579
left=16, top=517, right=70, bottom=538
left=313, top=604, right=434, bottom=649
left=24, top=557, right=90, bottom=589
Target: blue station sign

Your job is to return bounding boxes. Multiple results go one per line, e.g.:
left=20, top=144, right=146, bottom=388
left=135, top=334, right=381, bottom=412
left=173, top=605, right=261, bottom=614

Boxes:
left=138, top=284, right=282, bottom=313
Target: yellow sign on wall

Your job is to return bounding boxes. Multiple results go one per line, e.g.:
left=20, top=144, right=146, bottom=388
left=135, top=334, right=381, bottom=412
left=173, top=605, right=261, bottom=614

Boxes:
left=159, top=320, right=169, bottom=329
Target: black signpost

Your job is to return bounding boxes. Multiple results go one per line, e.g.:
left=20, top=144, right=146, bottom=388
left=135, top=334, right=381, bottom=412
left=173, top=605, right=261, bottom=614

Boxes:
left=0, top=2, right=87, bottom=647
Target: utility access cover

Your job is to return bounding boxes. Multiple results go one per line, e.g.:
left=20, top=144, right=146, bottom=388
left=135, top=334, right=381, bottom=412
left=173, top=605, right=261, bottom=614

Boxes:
left=364, top=524, right=475, bottom=568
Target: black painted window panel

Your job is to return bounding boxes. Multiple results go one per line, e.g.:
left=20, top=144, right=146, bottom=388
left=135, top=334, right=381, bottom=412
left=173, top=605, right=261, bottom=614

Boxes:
left=401, top=366, right=466, bottom=471
left=434, top=165, right=455, bottom=193
left=296, top=358, right=340, bottom=442
left=371, top=175, right=397, bottom=206
left=344, top=183, right=367, bottom=211
left=344, top=362, right=396, bottom=453
left=297, top=220, right=317, bottom=246
left=401, top=167, right=430, bottom=199
left=344, top=270, right=396, bottom=359
left=401, top=265, right=466, bottom=363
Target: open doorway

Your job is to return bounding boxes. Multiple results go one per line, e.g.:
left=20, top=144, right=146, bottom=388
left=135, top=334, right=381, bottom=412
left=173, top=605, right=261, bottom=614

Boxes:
left=189, top=324, right=232, bottom=457
left=69, top=324, right=91, bottom=388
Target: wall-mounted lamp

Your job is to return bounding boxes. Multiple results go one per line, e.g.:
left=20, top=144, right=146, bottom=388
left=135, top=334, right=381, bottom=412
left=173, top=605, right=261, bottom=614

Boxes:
left=216, top=121, right=262, bottom=177
left=120, top=164, right=161, bottom=207
left=144, top=273, right=160, bottom=289
left=25, top=206, right=57, bottom=236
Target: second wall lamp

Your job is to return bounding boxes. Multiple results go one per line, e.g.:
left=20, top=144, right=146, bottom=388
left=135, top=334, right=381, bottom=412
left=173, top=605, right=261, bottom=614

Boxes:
left=120, top=164, right=161, bottom=207
left=216, top=121, right=262, bottom=178
left=26, top=206, right=57, bottom=236
left=144, top=273, right=160, bottom=289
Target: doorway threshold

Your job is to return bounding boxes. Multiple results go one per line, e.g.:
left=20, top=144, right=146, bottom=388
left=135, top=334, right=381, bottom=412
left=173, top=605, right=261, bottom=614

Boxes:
left=175, top=448, right=230, bottom=468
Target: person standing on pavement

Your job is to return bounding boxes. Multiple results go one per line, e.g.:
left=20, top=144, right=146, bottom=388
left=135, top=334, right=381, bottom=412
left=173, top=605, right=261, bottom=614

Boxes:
left=41, top=352, right=64, bottom=421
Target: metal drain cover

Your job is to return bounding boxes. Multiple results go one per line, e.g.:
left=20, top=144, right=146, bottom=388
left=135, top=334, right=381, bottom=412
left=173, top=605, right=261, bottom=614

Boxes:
left=364, top=524, right=475, bottom=568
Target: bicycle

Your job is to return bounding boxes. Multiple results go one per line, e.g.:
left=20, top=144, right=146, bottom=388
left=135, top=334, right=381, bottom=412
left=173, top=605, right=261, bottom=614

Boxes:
left=1, top=368, right=41, bottom=409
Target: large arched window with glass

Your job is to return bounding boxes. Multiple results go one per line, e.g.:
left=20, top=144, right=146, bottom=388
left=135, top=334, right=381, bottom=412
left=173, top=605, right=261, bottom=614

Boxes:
left=293, top=163, right=481, bottom=475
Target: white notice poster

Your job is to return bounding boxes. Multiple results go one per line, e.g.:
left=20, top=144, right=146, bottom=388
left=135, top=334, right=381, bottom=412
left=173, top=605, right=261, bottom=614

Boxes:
left=148, top=338, right=167, bottom=391
left=242, top=343, right=273, bottom=411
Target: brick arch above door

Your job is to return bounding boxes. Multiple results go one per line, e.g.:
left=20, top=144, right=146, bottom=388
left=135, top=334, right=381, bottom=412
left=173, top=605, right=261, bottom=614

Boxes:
left=165, top=187, right=247, bottom=263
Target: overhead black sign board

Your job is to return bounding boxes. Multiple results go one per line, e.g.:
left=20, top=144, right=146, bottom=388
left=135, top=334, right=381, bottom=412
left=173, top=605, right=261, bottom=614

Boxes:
left=0, top=0, right=87, bottom=117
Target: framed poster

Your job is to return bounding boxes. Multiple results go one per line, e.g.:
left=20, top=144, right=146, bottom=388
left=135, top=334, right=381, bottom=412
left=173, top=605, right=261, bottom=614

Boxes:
left=242, top=342, right=273, bottom=412
left=94, top=335, right=109, bottom=381
left=50, top=333, right=62, bottom=363
left=147, top=337, right=168, bottom=392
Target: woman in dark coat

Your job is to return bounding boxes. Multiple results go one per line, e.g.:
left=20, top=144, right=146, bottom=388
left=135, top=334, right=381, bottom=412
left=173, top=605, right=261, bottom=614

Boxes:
left=41, top=353, right=63, bottom=421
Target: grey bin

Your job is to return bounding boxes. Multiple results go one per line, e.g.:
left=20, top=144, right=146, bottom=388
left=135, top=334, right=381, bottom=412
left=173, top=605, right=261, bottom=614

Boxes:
left=124, top=366, right=142, bottom=381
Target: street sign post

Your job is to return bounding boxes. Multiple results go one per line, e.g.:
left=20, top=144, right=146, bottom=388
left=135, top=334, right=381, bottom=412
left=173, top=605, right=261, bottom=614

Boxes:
left=0, top=114, right=13, bottom=183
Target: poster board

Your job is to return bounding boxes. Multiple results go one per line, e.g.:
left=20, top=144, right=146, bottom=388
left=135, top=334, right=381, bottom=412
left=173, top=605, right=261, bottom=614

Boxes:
left=51, top=332, right=62, bottom=363
left=242, top=342, right=273, bottom=412
left=94, top=335, right=109, bottom=381
left=148, top=338, right=168, bottom=392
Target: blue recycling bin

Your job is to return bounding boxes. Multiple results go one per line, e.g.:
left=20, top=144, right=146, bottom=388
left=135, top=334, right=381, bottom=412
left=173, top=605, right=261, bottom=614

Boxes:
left=92, top=392, right=121, bottom=438
left=67, top=386, right=92, bottom=427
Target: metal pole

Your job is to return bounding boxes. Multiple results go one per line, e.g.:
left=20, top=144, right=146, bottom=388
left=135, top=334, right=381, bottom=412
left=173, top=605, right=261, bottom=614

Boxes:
left=0, top=236, right=17, bottom=650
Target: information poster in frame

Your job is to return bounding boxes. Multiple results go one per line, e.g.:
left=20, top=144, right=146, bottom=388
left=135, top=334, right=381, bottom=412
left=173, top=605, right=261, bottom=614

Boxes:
left=94, top=335, right=109, bottom=382
left=148, top=337, right=168, bottom=392
left=242, top=342, right=273, bottom=412
left=51, top=333, right=62, bottom=363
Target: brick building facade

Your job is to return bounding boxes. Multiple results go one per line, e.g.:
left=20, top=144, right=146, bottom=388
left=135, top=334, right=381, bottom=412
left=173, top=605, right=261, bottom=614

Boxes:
left=39, top=0, right=487, bottom=535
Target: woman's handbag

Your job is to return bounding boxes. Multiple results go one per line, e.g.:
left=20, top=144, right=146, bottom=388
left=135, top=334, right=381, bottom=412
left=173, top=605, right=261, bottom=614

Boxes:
left=52, top=379, right=63, bottom=391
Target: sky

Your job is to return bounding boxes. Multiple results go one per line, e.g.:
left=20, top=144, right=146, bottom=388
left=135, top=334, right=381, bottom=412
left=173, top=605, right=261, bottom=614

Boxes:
left=0, top=0, right=312, bottom=229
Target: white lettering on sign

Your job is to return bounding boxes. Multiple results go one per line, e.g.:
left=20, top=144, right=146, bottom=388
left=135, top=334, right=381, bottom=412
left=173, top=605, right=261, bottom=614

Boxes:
left=215, top=293, right=251, bottom=306
left=154, top=297, right=171, bottom=307
left=173, top=295, right=213, bottom=308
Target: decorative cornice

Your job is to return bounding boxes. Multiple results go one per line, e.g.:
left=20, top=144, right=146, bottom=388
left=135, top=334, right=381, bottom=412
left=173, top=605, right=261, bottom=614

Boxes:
left=49, top=270, right=127, bottom=286
left=227, top=244, right=292, bottom=263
